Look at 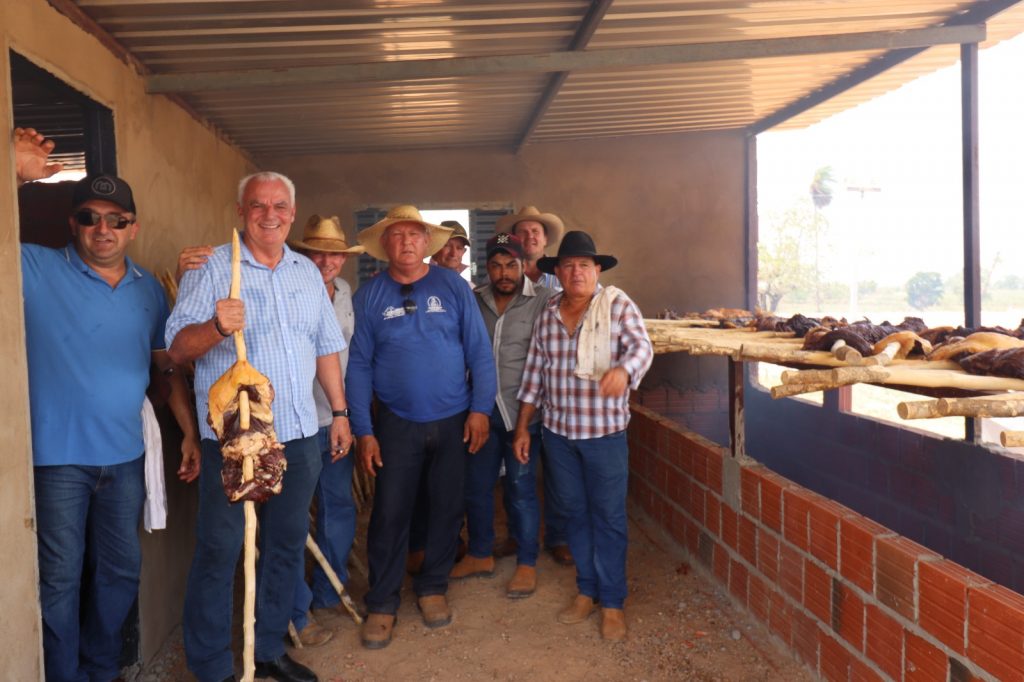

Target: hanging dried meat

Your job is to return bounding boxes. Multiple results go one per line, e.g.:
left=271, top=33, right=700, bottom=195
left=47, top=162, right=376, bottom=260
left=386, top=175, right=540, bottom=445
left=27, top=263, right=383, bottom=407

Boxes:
left=928, top=332, right=1024, bottom=362
left=802, top=317, right=928, bottom=355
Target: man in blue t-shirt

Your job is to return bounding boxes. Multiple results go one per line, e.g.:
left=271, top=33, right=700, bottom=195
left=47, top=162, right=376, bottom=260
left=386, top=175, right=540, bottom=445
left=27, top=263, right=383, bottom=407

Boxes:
left=347, top=205, right=497, bottom=650
left=19, top=163, right=200, bottom=682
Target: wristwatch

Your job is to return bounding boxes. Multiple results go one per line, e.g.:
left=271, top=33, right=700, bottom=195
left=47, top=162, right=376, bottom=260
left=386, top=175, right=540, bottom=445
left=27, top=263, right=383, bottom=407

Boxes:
left=332, top=408, right=350, bottom=418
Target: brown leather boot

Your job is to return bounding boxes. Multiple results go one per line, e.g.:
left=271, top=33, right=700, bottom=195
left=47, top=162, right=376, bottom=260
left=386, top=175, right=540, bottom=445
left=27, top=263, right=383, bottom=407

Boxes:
left=449, top=554, right=495, bottom=580
left=293, top=612, right=333, bottom=647
left=506, top=565, right=537, bottom=599
left=360, top=613, right=396, bottom=650
left=417, top=594, right=453, bottom=628
left=600, top=608, right=627, bottom=641
left=493, top=537, right=519, bottom=558
left=557, top=594, right=596, bottom=624
left=547, top=544, right=574, bottom=566
left=406, top=550, right=425, bottom=576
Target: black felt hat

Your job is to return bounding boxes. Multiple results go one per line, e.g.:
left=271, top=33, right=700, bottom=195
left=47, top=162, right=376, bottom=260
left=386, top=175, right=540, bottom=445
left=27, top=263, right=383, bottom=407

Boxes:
left=536, top=230, right=617, bottom=274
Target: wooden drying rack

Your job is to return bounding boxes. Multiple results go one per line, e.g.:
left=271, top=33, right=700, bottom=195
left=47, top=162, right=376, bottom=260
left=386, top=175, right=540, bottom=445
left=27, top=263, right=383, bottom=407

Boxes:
left=645, top=320, right=1024, bottom=450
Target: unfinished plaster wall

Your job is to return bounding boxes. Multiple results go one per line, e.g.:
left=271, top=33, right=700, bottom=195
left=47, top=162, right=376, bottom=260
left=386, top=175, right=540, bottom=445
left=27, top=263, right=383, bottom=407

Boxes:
left=2, top=0, right=254, bottom=675
left=275, top=131, right=746, bottom=393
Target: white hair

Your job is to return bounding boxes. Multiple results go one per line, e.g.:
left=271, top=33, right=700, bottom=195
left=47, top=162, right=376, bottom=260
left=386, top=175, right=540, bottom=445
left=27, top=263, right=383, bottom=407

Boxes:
left=237, top=171, right=296, bottom=205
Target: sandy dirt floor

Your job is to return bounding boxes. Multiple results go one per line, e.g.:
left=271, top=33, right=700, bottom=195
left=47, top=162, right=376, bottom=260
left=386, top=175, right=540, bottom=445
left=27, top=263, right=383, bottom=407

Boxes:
left=146, top=501, right=812, bottom=682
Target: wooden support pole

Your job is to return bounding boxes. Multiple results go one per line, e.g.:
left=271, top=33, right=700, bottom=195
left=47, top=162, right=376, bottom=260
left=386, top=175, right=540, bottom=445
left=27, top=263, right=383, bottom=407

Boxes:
left=897, top=400, right=944, bottom=420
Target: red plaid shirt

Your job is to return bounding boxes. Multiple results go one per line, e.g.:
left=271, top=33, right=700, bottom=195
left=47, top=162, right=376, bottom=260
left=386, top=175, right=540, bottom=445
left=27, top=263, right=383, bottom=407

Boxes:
left=517, top=287, right=653, bottom=439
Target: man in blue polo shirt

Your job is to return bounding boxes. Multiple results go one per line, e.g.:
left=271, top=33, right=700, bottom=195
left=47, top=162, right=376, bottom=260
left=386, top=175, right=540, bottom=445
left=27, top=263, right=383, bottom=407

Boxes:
left=346, top=205, right=496, bottom=650
left=21, top=171, right=201, bottom=682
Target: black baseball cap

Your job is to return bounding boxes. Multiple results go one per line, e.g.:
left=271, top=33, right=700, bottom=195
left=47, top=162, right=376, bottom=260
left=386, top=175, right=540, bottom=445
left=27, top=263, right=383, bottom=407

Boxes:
left=72, top=174, right=136, bottom=214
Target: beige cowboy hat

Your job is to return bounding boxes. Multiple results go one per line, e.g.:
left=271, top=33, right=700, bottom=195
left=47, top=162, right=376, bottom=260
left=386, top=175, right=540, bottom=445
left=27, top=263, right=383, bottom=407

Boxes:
left=357, top=205, right=452, bottom=261
left=290, top=215, right=365, bottom=254
left=495, top=205, right=564, bottom=243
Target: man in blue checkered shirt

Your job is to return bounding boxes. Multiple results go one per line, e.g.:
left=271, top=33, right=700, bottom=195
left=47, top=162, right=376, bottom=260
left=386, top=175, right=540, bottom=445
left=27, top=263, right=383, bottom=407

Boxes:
left=166, top=172, right=351, bottom=682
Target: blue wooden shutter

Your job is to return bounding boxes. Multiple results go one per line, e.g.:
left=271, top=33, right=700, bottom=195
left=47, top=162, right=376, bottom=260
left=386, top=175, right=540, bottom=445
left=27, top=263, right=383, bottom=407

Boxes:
left=355, top=208, right=387, bottom=286
left=469, top=208, right=511, bottom=287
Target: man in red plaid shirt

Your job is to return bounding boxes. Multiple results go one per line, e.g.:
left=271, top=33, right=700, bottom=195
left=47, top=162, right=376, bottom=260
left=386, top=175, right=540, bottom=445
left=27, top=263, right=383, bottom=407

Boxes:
left=513, top=230, right=653, bottom=641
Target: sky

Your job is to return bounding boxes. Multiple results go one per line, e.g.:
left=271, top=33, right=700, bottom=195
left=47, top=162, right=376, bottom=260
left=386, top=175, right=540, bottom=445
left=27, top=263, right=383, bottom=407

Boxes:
left=757, top=33, right=1024, bottom=292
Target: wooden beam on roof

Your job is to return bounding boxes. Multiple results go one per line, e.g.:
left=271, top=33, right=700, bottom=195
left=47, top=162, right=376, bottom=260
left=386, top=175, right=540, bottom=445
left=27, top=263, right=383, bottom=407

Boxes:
left=515, top=0, right=614, bottom=153
left=146, top=24, right=985, bottom=94
left=748, top=0, right=1023, bottom=135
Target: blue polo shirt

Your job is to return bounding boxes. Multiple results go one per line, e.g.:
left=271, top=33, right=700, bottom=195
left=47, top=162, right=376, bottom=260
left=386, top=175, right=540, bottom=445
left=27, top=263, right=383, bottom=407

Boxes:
left=21, top=243, right=169, bottom=467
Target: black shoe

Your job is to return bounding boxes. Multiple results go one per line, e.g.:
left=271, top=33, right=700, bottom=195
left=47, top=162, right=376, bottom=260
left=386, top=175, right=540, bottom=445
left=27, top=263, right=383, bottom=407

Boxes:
left=254, top=653, right=318, bottom=682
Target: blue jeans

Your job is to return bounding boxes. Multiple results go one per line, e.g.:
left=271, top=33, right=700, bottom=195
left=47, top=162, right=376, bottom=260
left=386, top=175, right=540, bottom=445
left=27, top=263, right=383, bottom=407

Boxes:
left=464, top=414, right=540, bottom=565
left=183, top=436, right=321, bottom=682
left=292, top=426, right=356, bottom=629
left=541, top=428, right=629, bottom=608
left=35, top=457, right=145, bottom=682
left=540, top=442, right=569, bottom=548
left=365, top=407, right=466, bottom=615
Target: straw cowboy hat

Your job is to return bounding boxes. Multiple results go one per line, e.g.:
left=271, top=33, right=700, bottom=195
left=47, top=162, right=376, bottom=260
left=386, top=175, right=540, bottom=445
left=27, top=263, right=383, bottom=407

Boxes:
left=357, top=205, right=452, bottom=261
left=440, top=220, right=470, bottom=245
left=290, top=215, right=365, bottom=254
left=537, top=230, right=618, bottom=274
left=495, top=206, right=564, bottom=243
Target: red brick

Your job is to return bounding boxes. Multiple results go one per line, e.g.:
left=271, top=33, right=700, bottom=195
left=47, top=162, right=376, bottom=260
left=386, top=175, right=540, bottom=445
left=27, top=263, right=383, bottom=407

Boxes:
left=877, top=536, right=937, bottom=622
left=769, top=590, right=793, bottom=645
left=666, top=467, right=684, bottom=505
left=793, top=609, right=820, bottom=669
left=741, top=466, right=761, bottom=518
left=783, top=489, right=811, bottom=551
left=706, top=448, right=724, bottom=494
left=809, top=502, right=841, bottom=570
left=730, top=559, right=749, bottom=603
left=850, top=658, right=885, bottom=682
left=904, top=631, right=948, bottom=681
left=738, top=515, right=758, bottom=567
left=687, top=484, right=705, bottom=525
left=865, top=604, right=903, bottom=680
left=685, top=518, right=700, bottom=555
left=967, top=583, right=1024, bottom=681
left=832, top=579, right=865, bottom=651
left=820, top=631, right=852, bottom=682
left=712, top=542, right=729, bottom=584
left=780, top=542, right=804, bottom=602
left=805, top=559, right=832, bottom=625
left=748, top=574, right=771, bottom=624
left=760, top=475, right=784, bottom=533
left=721, top=503, right=738, bottom=550
left=705, top=493, right=721, bottom=536
left=691, top=445, right=708, bottom=487
left=841, top=516, right=887, bottom=594
left=919, top=560, right=977, bottom=654
left=758, top=531, right=780, bottom=583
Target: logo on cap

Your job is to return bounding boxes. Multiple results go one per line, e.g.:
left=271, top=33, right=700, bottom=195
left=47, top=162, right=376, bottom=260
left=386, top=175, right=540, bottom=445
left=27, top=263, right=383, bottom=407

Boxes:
left=496, top=234, right=511, bottom=244
left=91, top=177, right=117, bottom=196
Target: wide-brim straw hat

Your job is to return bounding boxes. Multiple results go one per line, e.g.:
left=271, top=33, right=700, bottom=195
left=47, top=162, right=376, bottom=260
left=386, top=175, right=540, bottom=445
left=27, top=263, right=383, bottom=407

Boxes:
left=495, top=205, right=564, bottom=244
left=357, top=205, right=452, bottom=261
left=537, top=230, right=617, bottom=274
left=290, top=215, right=365, bottom=254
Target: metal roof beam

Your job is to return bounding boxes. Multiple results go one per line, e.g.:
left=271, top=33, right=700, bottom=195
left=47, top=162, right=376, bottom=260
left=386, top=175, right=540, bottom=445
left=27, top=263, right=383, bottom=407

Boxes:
left=515, top=0, right=613, bottom=153
left=146, top=24, right=985, bottom=94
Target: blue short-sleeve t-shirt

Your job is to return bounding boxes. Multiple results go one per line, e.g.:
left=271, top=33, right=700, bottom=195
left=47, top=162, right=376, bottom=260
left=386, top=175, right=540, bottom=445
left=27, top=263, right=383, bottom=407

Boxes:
left=21, top=243, right=169, bottom=466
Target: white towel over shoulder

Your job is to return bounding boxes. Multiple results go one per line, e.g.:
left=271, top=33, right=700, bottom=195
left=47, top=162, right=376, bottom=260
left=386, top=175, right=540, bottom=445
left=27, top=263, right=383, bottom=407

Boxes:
left=141, top=397, right=167, bottom=532
left=574, top=285, right=622, bottom=382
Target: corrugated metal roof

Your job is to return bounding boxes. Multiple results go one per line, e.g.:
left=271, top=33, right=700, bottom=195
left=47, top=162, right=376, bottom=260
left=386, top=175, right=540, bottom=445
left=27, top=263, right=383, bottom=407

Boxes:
left=60, top=0, right=1024, bottom=156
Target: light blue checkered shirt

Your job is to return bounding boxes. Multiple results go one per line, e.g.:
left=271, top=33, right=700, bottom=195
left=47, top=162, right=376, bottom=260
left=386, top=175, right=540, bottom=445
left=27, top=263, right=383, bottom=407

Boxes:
left=165, top=239, right=346, bottom=442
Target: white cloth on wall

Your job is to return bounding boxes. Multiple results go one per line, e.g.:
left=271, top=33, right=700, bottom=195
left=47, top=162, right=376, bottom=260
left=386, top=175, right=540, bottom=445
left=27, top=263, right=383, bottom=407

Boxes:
left=142, top=396, right=167, bottom=532
left=574, top=285, right=622, bottom=382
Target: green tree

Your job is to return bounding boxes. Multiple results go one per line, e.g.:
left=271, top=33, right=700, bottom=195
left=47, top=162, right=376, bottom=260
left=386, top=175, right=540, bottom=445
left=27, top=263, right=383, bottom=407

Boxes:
left=808, top=166, right=835, bottom=311
left=758, top=201, right=816, bottom=312
left=906, top=272, right=944, bottom=310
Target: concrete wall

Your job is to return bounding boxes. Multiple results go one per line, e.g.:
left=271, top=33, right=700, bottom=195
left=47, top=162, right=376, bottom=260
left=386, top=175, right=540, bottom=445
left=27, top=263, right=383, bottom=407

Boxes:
left=2, top=0, right=253, bottom=676
left=274, top=132, right=747, bottom=392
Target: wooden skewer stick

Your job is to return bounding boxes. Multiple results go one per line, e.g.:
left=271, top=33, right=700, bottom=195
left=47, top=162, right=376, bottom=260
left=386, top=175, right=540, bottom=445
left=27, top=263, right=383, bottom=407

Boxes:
left=1001, top=431, right=1024, bottom=448
left=305, top=534, right=364, bottom=624
left=287, top=621, right=303, bottom=649
left=231, top=229, right=257, bottom=682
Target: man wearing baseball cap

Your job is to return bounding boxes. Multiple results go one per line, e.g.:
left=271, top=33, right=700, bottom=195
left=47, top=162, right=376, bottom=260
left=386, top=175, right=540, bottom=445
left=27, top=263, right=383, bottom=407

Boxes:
left=429, top=219, right=473, bottom=285
left=20, top=171, right=200, bottom=681
left=450, top=233, right=553, bottom=598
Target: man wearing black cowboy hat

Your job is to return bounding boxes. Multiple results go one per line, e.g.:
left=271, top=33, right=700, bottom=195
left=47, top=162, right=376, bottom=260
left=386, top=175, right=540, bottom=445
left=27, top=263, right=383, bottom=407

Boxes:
left=513, top=230, right=653, bottom=642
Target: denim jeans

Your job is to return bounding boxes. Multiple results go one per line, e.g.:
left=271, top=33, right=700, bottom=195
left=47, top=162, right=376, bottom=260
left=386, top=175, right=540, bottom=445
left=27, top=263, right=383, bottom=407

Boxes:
left=183, top=436, right=321, bottom=682
left=540, top=442, right=569, bottom=548
left=292, top=426, right=356, bottom=629
left=464, top=414, right=540, bottom=566
left=365, top=407, right=466, bottom=615
left=34, top=457, right=145, bottom=682
left=541, top=428, right=629, bottom=608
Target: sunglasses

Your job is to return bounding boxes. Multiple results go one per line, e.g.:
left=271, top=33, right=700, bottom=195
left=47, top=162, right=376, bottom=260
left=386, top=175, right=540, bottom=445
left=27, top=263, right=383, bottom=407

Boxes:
left=400, top=283, right=417, bottom=315
left=75, top=209, right=135, bottom=230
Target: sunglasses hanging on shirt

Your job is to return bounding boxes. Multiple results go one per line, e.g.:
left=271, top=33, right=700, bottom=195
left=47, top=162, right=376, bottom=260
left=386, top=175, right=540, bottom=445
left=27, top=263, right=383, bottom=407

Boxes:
left=74, top=209, right=135, bottom=230
left=400, top=283, right=417, bottom=315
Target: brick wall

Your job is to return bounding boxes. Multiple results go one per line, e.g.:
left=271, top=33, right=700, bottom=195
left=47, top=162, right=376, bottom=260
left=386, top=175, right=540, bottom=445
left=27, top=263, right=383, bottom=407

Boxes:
left=633, top=383, right=730, bottom=446
left=628, top=404, right=1024, bottom=681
